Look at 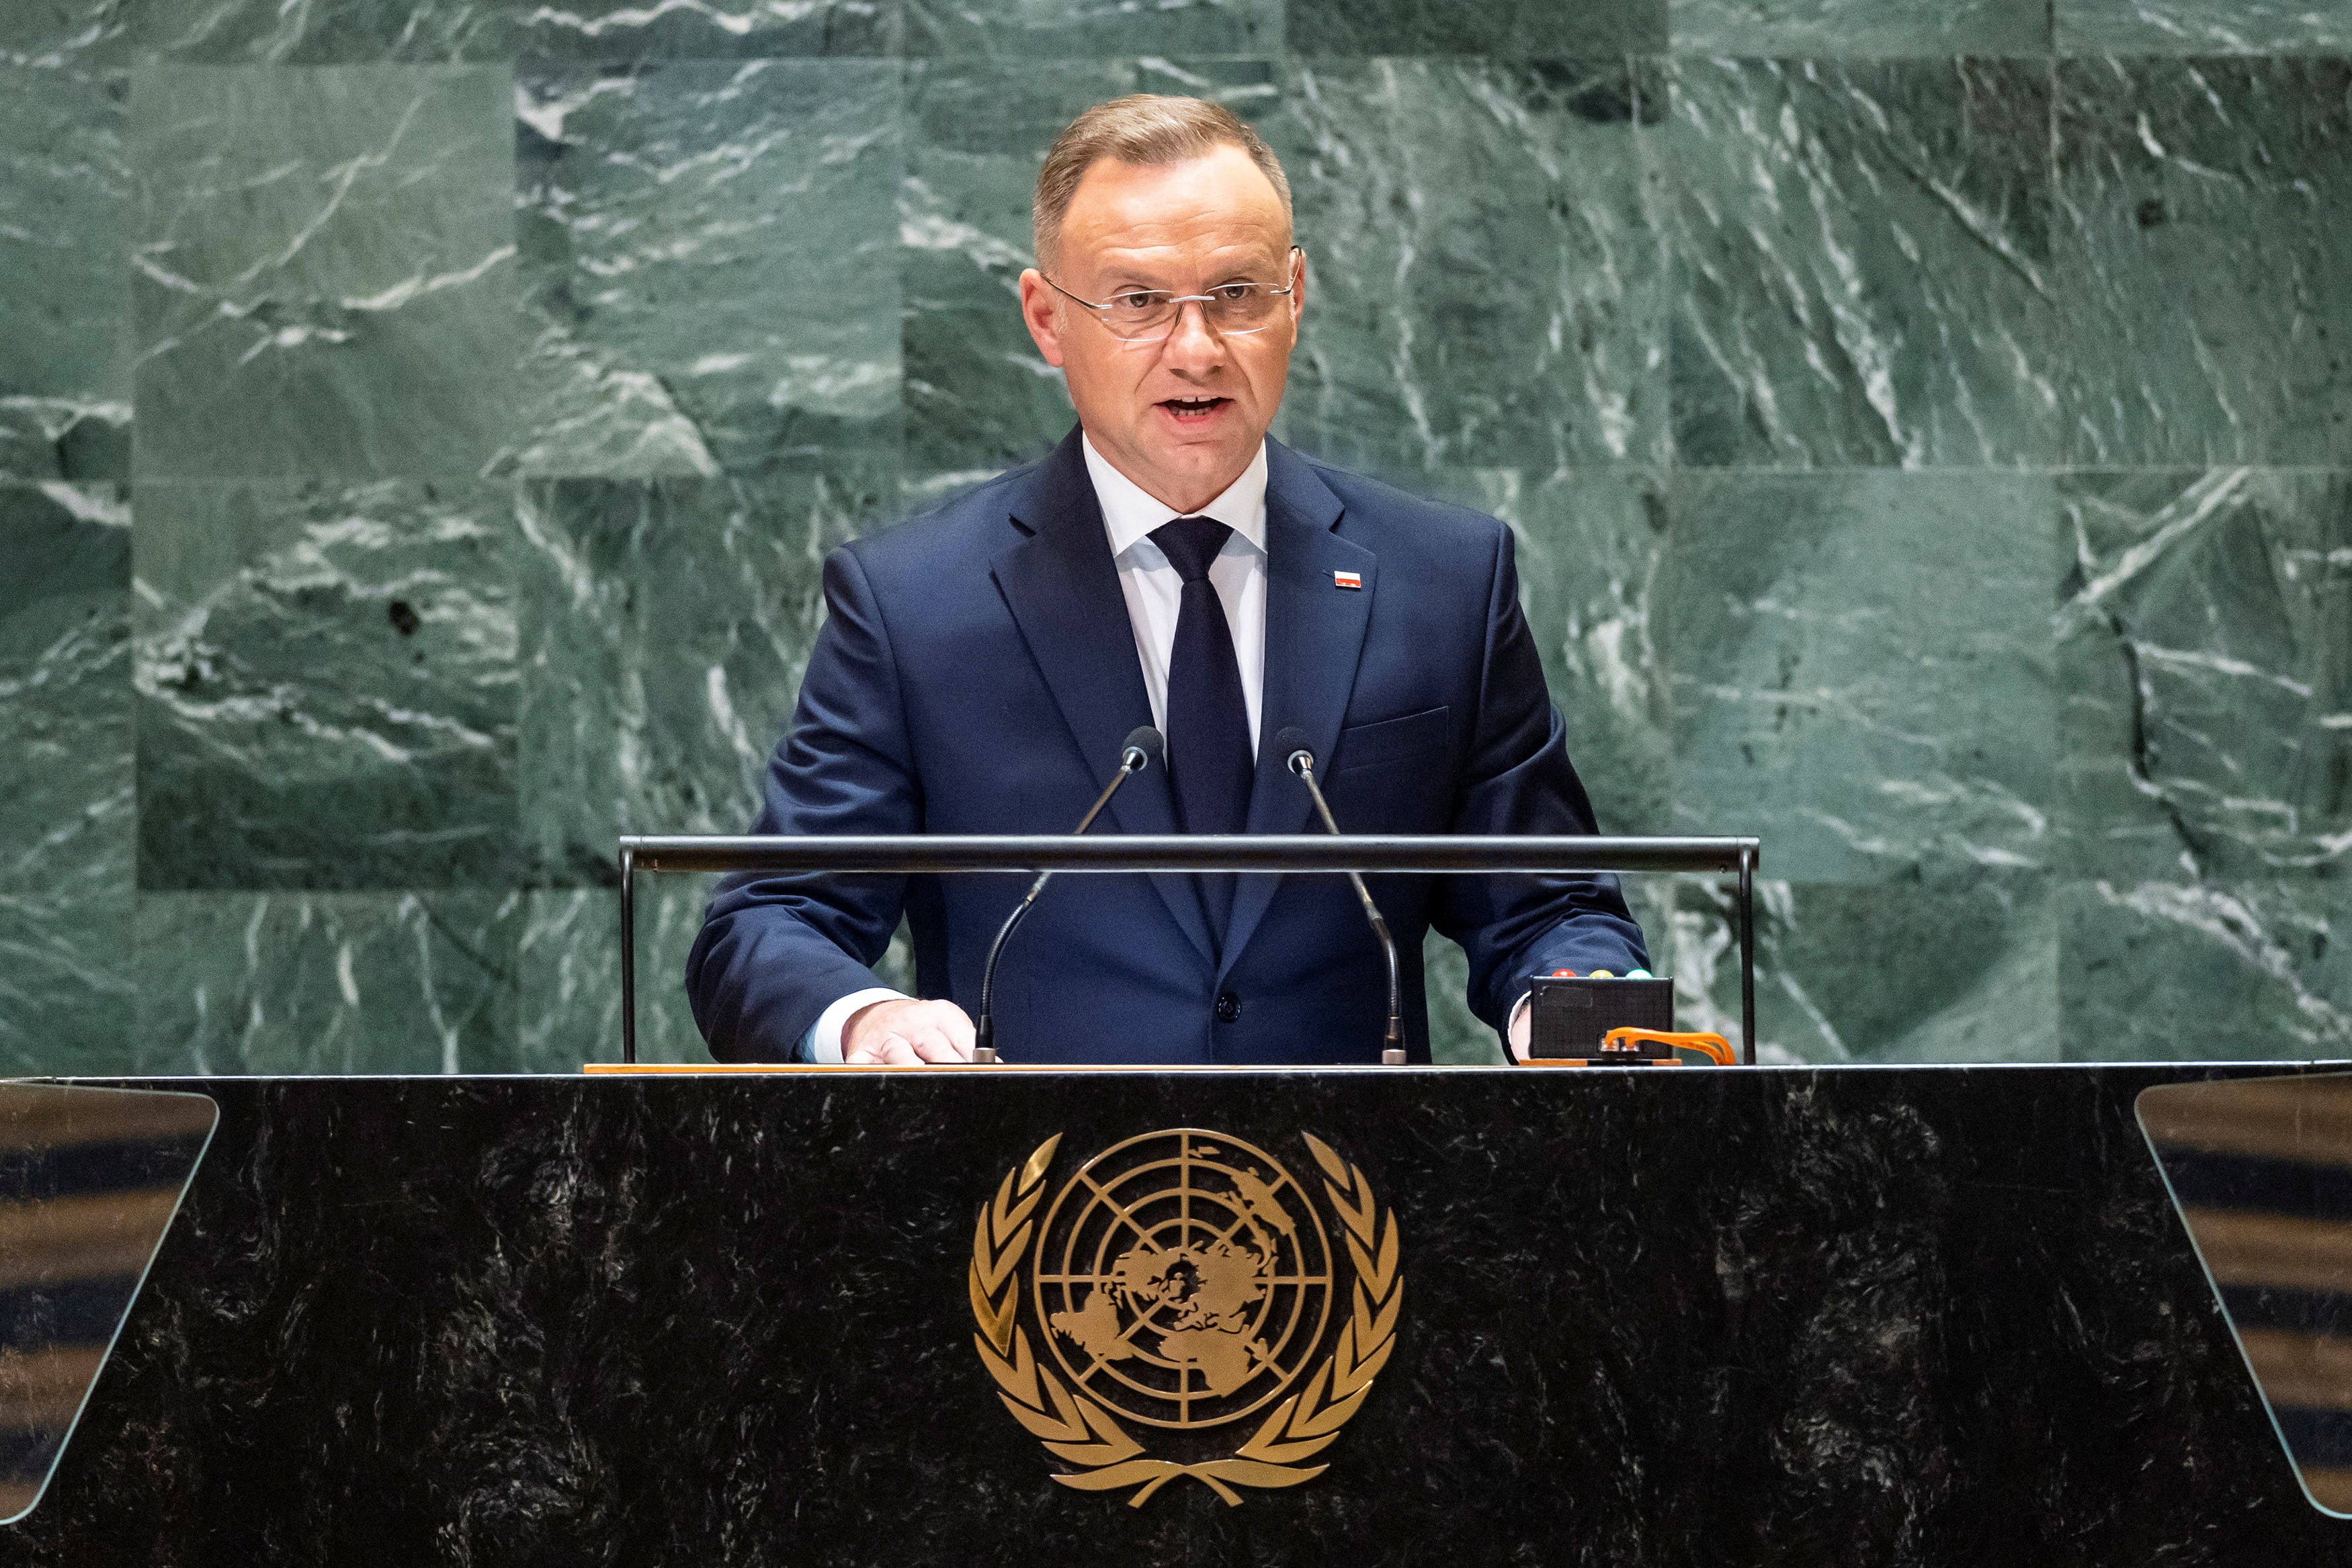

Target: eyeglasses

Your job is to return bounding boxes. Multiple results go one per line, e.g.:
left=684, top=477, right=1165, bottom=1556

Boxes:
left=1042, top=249, right=1301, bottom=342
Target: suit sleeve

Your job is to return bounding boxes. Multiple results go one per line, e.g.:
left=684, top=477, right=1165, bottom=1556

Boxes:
left=685, top=544, right=922, bottom=1061
left=1426, top=523, right=1650, bottom=1034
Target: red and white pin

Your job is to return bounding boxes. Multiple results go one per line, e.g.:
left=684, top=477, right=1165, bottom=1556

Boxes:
left=1332, top=570, right=1363, bottom=591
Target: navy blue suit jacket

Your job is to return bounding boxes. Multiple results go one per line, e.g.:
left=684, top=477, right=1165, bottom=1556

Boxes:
left=685, top=429, right=1648, bottom=1064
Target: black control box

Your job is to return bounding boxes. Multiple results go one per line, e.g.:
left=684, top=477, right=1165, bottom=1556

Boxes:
left=1529, top=977, right=1673, bottom=1059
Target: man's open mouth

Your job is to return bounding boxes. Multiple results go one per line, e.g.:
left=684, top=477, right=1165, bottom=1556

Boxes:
left=1159, top=396, right=1231, bottom=421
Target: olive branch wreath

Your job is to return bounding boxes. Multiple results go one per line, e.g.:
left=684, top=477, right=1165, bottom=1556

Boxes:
left=968, top=1131, right=1402, bottom=1508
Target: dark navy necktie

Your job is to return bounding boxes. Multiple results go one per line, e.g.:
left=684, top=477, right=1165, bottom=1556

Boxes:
left=1150, top=516, right=1253, bottom=944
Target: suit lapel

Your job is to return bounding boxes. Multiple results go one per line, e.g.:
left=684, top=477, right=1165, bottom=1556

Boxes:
left=990, top=430, right=1215, bottom=966
left=1219, top=440, right=1375, bottom=977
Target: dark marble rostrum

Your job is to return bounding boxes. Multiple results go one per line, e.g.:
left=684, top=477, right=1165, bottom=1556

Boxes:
left=4, top=1064, right=2351, bottom=1565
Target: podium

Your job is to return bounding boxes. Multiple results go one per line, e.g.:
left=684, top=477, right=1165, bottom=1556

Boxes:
left=616, top=831, right=1767, bottom=1063
left=1, top=1064, right=2345, bottom=1565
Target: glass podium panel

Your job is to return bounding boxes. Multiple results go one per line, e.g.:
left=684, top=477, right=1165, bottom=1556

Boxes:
left=2140, top=1073, right=2352, bottom=1516
left=0, top=1083, right=216, bottom=1524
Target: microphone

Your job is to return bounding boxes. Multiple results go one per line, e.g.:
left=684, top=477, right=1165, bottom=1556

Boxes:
left=1275, top=726, right=1407, bottom=1066
left=974, top=726, right=1163, bottom=1063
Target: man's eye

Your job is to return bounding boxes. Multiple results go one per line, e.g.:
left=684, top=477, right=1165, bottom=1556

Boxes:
left=1109, top=292, right=1163, bottom=312
left=1210, top=284, right=1254, bottom=303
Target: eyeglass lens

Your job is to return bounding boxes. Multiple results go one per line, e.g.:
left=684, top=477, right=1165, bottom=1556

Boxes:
left=1100, top=284, right=1285, bottom=340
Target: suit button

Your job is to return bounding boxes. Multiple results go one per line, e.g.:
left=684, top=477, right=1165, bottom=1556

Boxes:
left=1214, top=992, right=1241, bottom=1023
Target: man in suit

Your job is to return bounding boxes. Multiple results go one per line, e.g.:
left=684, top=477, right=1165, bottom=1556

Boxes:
left=687, top=94, right=1648, bottom=1066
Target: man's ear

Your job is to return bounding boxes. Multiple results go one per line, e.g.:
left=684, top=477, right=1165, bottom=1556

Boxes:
left=1018, top=270, right=1067, bottom=369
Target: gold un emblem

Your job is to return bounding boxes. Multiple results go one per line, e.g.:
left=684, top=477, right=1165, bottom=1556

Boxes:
left=968, top=1127, right=1404, bottom=1507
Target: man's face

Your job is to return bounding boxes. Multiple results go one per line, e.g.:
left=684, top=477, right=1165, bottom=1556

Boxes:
left=1019, top=144, right=1303, bottom=515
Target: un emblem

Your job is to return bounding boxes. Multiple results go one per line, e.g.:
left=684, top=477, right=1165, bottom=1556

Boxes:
left=968, top=1128, right=1404, bottom=1507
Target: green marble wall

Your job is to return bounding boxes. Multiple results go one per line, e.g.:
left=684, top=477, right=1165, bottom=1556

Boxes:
left=3, top=1, right=2347, bottom=1072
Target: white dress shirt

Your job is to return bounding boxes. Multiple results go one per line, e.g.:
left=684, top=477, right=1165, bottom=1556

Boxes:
left=1088, top=435, right=1270, bottom=752
left=803, top=437, right=1273, bottom=1061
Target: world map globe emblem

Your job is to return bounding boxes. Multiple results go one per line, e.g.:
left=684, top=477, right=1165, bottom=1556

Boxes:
left=1032, top=1129, right=1333, bottom=1430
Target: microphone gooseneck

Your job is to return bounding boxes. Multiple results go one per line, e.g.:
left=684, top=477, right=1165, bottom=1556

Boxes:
left=1275, top=727, right=1407, bottom=1065
left=975, top=726, right=1163, bottom=1060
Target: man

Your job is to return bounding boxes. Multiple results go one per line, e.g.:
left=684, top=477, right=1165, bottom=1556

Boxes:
left=687, top=95, right=1647, bottom=1066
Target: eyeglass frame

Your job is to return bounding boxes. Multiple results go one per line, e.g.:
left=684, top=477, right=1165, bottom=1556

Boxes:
left=1038, top=247, right=1304, bottom=342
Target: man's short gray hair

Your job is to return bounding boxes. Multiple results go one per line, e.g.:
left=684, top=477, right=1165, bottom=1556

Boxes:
left=1032, top=94, right=1293, bottom=269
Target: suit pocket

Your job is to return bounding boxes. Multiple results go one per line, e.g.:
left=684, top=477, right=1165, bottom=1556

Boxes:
left=1329, top=705, right=1450, bottom=775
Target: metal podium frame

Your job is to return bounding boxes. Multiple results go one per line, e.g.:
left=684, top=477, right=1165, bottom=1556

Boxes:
left=614, top=834, right=1762, bottom=1067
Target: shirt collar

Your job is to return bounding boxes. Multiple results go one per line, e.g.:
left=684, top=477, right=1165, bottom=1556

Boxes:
left=1081, top=433, right=1269, bottom=560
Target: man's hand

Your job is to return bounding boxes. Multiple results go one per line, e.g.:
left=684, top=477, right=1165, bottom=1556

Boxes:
left=841, top=997, right=976, bottom=1065
left=1508, top=996, right=1532, bottom=1062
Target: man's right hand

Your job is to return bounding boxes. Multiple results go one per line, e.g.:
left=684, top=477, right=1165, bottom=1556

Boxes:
left=840, top=997, right=977, bottom=1064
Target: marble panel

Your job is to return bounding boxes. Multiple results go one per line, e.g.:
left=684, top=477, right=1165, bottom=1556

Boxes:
left=0, top=0, right=126, bottom=67
left=900, top=59, right=1134, bottom=474
left=2055, top=0, right=2352, bottom=54
left=519, top=880, right=714, bottom=1068
left=1286, top=0, right=1663, bottom=54
left=1673, top=871, right=2057, bottom=1064
left=2053, top=58, right=2352, bottom=466
left=2060, top=875, right=2352, bottom=1059
left=907, top=0, right=1275, bottom=58
left=0, top=889, right=137, bottom=1074
left=1665, top=471, right=2057, bottom=883
left=134, top=480, right=521, bottom=890
left=513, top=0, right=898, bottom=58
left=898, top=465, right=1009, bottom=511
left=2057, top=470, right=2352, bottom=883
left=515, top=464, right=898, bottom=885
left=1271, top=58, right=1667, bottom=474
left=1137, top=53, right=1285, bottom=114
left=1505, top=470, right=1675, bottom=840
left=1667, top=58, right=2059, bottom=468
left=0, top=69, right=131, bottom=482
left=129, top=64, right=519, bottom=480
left=0, top=485, right=134, bottom=900
left=113, top=0, right=508, bottom=61
left=1669, top=0, right=2050, bottom=54
left=0, top=484, right=136, bottom=1076
left=503, top=60, right=902, bottom=481
left=132, top=890, right=521, bottom=1072
left=1, top=0, right=896, bottom=64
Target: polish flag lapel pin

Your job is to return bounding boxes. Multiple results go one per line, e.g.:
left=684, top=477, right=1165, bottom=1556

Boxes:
left=1333, top=570, right=1363, bottom=590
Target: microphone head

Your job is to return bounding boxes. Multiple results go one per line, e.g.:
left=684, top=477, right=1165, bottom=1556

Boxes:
left=1122, top=725, right=1166, bottom=772
left=1274, top=725, right=1314, bottom=775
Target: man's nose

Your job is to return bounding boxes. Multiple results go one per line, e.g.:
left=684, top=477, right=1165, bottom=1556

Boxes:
left=1157, top=298, right=1225, bottom=369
